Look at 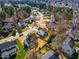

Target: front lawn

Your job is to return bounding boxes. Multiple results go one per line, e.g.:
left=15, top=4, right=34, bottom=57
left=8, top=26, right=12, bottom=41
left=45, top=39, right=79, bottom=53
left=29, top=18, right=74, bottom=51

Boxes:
left=16, top=39, right=26, bottom=59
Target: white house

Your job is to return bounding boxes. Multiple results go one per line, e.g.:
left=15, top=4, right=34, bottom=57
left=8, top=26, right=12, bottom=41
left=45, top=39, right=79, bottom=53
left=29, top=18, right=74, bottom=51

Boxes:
left=0, top=40, right=17, bottom=59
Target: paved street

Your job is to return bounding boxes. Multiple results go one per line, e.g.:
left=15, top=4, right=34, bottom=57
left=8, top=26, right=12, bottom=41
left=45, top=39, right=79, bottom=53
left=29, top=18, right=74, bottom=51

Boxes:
left=0, top=10, right=46, bottom=44
left=1, top=9, right=50, bottom=49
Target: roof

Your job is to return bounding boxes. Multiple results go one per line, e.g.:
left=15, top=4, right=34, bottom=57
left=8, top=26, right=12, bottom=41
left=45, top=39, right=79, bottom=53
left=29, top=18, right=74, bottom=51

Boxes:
left=0, top=40, right=16, bottom=51
left=3, top=15, right=17, bottom=23
left=41, top=50, right=59, bottom=59
left=37, top=28, right=48, bottom=37
left=61, top=37, right=76, bottom=56
left=24, top=34, right=38, bottom=49
left=17, top=11, right=29, bottom=19
left=38, top=30, right=45, bottom=36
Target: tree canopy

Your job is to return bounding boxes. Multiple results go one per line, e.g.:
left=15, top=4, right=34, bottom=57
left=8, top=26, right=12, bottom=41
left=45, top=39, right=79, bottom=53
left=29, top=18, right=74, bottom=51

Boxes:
left=2, top=6, right=15, bottom=17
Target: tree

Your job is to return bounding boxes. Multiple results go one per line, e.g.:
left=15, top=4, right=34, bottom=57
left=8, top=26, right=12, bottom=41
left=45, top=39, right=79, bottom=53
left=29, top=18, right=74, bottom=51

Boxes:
left=65, top=8, right=73, bottom=20
left=22, top=6, right=31, bottom=14
left=18, top=6, right=31, bottom=14
left=0, top=11, right=6, bottom=20
left=2, top=6, right=15, bottom=17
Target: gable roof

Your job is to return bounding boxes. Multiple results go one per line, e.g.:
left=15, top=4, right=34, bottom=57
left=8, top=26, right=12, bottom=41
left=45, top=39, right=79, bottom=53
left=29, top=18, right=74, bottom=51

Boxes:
left=2, top=15, right=17, bottom=23
left=24, top=34, right=38, bottom=49
left=41, top=50, right=58, bottom=59
left=61, top=37, right=75, bottom=56
left=0, top=40, right=16, bottom=52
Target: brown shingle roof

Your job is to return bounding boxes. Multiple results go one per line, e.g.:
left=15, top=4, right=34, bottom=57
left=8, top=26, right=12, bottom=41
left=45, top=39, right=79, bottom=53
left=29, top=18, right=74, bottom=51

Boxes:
left=17, top=11, right=29, bottom=19
left=3, top=15, right=17, bottom=23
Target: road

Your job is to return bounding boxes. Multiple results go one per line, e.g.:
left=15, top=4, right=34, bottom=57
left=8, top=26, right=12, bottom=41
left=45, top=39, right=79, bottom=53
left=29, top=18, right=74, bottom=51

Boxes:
left=0, top=36, right=16, bottom=44
left=18, top=11, right=45, bottom=44
left=0, top=10, right=46, bottom=44
left=36, top=11, right=49, bottom=30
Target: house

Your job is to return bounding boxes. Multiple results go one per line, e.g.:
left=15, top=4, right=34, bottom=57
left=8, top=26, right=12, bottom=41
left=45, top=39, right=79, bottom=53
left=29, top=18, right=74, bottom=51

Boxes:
left=27, top=17, right=34, bottom=23
left=72, top=27, right=79, bottom=41
left=50, top=14, right=55, bottom=23
left=0, top=40, right=17, bottom=59
left=37, top=28, right=48, bottom=38
left=41, top=50, right=59, bottom=59
left=72, top=10, right=79, bottom=27
left=66, top=29, right=78, bottom=41
left=2, top=15, right=18, bottom=31
left=31, top=10, right=38, bottom=16
left=24, top=34, right=38, bottom=49
left=17, top=11, right=29, bottom=19
left=18, top=12, right=34, bottom=28
left=3, top=15, right=17, bottom=24
left=25, top=15, right=35, bottom=24
left=18, top=13, right=34, bottom=28
left=3, top=23, right=14, bottom=32
left=18, top=21, right=28, bottom=28
left=73, top=14, right=79, bottom=26
left=61, top=37, right=77, bottom=57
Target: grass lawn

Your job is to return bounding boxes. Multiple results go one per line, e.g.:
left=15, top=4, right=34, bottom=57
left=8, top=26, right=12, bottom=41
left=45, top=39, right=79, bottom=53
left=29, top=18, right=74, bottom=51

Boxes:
left=75, top=41, right=79, bottom=47
left=44, top=16, right=49, bottom=20
left=21, top=28, right=27, bottom=32
left=8, top=33, right=13, bottom=37
left=28, top=22, right=35, bottom=27
left=16, top=39, right=26, bottom=59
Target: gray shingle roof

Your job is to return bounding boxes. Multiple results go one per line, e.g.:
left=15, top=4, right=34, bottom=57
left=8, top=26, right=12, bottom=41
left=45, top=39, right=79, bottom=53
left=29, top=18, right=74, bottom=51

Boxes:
left=0, top=40, right=16, bottom=52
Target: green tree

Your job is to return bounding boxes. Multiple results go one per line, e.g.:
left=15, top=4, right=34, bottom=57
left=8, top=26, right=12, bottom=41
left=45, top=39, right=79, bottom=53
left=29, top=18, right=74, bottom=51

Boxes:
left=0, top=11, right=6, bottom=20
left=47, top=35, right=55, bottom=44
left=23, top=6, right=31, bottom=14
left=2, top=6, right=15, bottom=17
left=19, top=6, right=31, bottom=14
left=65, top=8, right=73, bottom=20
